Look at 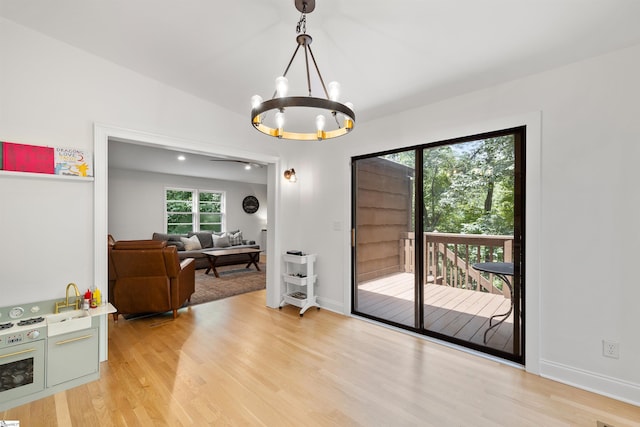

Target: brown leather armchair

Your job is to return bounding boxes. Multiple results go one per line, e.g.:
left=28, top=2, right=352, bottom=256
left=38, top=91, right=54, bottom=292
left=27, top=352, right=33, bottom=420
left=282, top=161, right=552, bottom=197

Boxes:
left=108, top=239, right=195, bottom=321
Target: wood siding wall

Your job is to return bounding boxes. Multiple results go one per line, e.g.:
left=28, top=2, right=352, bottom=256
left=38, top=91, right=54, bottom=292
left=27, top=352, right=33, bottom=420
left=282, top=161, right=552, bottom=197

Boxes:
left=356, top=157, right=413, bottom=283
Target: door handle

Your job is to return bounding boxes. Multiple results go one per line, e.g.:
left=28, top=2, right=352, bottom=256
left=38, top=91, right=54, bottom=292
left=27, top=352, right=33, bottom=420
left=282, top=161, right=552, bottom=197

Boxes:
left=0, top=348, right=36, bottom=359
left=55, top=334, right=93, bottom=345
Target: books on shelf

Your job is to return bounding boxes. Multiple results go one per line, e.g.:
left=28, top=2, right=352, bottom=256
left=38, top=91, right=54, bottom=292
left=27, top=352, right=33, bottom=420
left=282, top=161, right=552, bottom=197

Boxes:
left=54, top=147, right=93, bottom=177
left=0, top=141, right=92, bottom=177
left=1, top=141, right=54, bottom=174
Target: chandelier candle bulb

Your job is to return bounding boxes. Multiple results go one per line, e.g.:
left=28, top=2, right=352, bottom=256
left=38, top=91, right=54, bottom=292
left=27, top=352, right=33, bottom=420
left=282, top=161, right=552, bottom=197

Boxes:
left=344, top=102, right=355, bottom=128
left=275, top=76, right=288, bottom=97
left=251, top=95, right=263, bottom=109
left=275, top=111, right=285, bottom=129
left=315, top=114, right=326, bottom=140
left=275, top=111, right=285, bottom=138
left=328, top=81, right=340, bottom=101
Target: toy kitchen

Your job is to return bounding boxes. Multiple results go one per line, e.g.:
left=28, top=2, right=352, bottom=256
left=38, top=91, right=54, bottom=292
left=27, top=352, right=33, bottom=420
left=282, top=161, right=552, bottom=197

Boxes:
left=0, top=284, right=115, bottom=411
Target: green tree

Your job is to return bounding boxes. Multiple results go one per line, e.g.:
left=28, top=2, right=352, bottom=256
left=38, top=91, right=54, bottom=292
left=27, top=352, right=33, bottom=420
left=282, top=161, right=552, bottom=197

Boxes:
left=381, top=135, right=514, bottom=236
left=422, top=146, right=457, bottom=231
left=423, top=136, right=514, bottom=235
left=166, top=190, right=193, bottom=233
left=451, top=136, right=514, bottom=234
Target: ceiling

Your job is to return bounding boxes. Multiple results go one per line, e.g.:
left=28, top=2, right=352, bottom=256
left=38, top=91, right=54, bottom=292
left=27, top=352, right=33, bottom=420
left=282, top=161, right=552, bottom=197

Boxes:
left=108, top=139, right=268, bottom=184
left=3, top=0, right=640, bottom=181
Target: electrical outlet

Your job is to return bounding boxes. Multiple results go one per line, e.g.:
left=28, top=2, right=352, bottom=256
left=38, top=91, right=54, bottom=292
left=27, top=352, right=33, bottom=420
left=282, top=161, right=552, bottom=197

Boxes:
left=602, top=340, right=620, bottom=359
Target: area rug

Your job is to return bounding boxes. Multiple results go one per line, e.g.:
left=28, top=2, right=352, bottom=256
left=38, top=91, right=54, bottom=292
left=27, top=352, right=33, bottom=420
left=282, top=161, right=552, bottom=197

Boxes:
left=121, top=263, right=266, bottom=320
left=188, top=262, right=266, bottom=306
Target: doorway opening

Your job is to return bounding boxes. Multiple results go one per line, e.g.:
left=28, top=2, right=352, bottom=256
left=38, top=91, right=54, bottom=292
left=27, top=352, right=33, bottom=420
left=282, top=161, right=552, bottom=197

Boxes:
left=93, top=124, right=282, bottom=359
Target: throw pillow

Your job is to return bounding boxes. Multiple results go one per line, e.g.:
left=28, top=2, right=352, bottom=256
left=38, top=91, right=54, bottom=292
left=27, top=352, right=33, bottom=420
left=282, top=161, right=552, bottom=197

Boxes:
left=228, top=230, right=243, bottom=246
left=188, top=231, right=213, bottom=248
left=180, top=235, right=202, bottom=251
left=213, top=234, right=231, bottom=248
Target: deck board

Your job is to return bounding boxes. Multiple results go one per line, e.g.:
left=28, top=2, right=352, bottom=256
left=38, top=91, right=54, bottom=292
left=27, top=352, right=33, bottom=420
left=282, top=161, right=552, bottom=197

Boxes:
left=356, top=273, right=515, bottom=353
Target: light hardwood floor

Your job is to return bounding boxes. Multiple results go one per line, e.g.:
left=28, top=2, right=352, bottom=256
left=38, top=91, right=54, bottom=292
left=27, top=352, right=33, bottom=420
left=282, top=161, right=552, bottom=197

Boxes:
left=2, top=290, right=639, bottom=426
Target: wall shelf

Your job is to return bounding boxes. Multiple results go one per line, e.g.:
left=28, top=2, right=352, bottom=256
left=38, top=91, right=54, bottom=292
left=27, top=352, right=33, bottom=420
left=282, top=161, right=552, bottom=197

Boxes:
left=0, top=170, right=94, bottom=182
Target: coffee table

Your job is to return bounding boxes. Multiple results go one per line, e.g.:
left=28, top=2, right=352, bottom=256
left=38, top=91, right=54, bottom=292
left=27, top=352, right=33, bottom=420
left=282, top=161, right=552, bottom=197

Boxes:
left=202, top=248, right=262, bottom=278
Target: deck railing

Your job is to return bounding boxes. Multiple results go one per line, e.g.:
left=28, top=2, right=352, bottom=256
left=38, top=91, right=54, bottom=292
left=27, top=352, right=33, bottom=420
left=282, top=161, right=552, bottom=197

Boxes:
left=399, top=232, right=514, bottom=297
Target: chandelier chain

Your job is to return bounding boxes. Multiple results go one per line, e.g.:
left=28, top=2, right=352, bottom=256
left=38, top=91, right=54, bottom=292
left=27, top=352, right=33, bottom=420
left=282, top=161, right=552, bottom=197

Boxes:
left=296, top=6, right=307, bottom=34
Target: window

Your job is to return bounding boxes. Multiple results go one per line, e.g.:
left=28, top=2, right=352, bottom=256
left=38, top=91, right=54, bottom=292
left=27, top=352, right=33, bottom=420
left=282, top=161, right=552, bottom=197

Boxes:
left=165, top=188, right=225, bottom=233
left=198, top=191, right=224, bottom=232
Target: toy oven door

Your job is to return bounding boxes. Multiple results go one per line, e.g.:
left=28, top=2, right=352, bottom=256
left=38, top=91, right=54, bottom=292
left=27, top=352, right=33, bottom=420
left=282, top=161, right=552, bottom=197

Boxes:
left=0, top=340, right=45, bottom=403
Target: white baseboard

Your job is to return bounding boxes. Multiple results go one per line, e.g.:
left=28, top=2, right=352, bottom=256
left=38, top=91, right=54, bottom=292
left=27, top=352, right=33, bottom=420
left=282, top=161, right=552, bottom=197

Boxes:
left=540, top=359, right=640, bottom=407
left=316, top=296, right=345, bottom=315
left=315, top=296, right=640, bottom=408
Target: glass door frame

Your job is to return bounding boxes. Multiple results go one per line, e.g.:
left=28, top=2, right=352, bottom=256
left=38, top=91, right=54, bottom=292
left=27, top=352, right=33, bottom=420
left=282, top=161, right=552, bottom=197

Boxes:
left=351, top=126, right=525, bottom=364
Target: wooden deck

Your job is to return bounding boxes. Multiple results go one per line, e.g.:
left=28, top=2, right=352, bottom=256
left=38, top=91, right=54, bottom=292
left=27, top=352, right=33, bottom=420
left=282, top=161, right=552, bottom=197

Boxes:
left=356, top=272, right=515, bottom=353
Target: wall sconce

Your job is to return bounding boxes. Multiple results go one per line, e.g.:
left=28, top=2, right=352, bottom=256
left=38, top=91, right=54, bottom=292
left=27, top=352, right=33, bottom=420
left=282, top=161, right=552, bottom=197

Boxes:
left=284, top=168, right=297, bottom=183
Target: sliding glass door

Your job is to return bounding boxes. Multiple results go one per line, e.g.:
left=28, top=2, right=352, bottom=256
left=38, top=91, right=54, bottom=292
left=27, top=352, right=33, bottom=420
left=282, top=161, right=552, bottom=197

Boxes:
left=352, top=127, right=524, bottom=363
left=352, top=151, right=417, bottom=327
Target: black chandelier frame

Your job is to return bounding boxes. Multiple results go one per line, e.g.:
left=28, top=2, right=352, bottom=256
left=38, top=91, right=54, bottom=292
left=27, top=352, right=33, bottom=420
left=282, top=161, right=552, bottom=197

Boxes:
left=250, top=0, right=355, bottom=141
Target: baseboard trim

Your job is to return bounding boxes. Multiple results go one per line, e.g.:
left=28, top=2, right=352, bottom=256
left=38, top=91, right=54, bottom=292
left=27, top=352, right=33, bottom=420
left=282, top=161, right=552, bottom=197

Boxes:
left=539, top=359, right=640, bottom=407
left=316, top=298, right=640, bottom=408
left=316, top=296, right=344, bottom=314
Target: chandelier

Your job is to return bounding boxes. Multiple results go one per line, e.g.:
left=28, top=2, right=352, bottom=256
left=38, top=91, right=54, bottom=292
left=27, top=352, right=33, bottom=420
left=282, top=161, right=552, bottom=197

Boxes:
left=250, top=0, right=355, bottom=141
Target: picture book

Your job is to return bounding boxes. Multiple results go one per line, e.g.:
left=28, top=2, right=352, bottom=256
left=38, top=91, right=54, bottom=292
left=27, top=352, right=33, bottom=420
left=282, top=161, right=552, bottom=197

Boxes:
left=54, top=147, right=93, bottom=177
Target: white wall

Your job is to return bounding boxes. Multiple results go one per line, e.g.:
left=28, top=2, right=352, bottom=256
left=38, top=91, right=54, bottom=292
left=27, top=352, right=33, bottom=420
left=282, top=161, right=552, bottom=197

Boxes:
left=285, top=43, right=640, bottom=405
left=0, top=175, right=94, bottom=300
left=108, top=168, right=267, bottom=243
left=0, top=17, right=277, bottom=307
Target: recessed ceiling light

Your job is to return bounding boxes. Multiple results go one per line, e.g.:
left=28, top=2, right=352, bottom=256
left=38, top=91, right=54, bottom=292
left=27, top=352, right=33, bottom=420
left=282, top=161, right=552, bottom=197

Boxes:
left=209, top=159, right=264, bottom=169
left=177, top=155, right=186, bottom=161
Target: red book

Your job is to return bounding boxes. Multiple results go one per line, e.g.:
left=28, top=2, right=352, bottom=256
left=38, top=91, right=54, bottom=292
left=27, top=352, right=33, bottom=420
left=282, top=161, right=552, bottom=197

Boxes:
left=2, top=142, right=54, bottom=174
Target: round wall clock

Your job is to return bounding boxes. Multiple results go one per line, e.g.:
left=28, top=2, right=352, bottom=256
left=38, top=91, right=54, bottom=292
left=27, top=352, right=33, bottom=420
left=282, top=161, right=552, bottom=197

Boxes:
left=242, top=195, right=259, bottom=214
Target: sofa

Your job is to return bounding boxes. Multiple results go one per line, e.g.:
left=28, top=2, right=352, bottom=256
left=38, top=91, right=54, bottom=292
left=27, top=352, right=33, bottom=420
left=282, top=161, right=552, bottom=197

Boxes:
left=152, top=230, right=260, bottom=269
left=108, top=239, right=195, bottom=321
